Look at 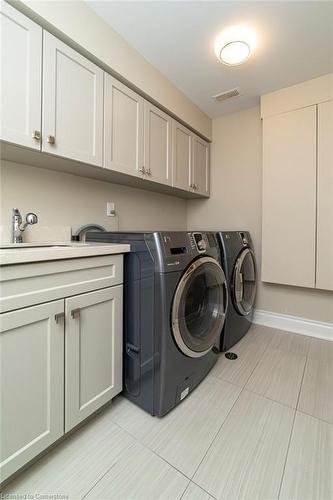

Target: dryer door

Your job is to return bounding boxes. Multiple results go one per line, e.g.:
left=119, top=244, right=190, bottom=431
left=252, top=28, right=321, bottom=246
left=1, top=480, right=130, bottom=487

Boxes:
left=171, top=257, right=227, bottom=358
left=233, top=248, right=256, bottom=316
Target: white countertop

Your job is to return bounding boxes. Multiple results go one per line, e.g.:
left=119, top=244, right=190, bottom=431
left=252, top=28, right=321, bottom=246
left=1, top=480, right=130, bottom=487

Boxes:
left=0, top=242, right=130, bottom=265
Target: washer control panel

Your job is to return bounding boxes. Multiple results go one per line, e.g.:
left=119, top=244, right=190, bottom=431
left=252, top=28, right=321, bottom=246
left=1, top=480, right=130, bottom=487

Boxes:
left=192, top=232, right=207, bottom=253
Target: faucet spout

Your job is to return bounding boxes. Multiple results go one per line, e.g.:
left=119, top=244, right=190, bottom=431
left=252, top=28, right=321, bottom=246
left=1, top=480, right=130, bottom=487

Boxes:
left=12, top=208, right=38, bottom=244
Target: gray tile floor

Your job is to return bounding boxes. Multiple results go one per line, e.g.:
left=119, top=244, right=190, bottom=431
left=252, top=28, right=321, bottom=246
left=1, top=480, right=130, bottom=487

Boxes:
left=3, top=325, right=333, bottom=499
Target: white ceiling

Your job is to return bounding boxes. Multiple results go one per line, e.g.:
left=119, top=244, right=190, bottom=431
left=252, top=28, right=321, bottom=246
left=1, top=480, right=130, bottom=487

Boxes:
left=87, top=1, right=333, bottom=118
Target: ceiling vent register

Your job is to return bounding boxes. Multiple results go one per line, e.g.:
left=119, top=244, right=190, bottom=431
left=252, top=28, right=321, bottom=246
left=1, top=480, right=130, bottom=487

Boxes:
left=212, top=88, right=240, bottom=102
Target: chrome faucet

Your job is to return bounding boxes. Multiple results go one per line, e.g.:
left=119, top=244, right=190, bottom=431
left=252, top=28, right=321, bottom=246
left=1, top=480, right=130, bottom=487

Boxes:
left=12, top=208, right=38, bottom=243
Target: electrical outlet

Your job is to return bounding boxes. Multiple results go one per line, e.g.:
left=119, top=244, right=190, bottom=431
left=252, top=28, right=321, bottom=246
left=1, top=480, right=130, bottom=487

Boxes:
left=106, top=202, right=115, bottom=217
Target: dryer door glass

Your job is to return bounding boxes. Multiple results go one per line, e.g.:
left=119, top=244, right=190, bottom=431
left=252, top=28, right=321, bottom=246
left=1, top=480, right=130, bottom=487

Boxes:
left=171, top=257, right=227, bottom=358
left=233, top=248, right=256, bottom=315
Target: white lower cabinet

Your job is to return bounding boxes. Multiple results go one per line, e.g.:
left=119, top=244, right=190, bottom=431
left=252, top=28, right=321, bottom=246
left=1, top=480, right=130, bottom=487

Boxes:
left=0, top=300, right=65, bottom=483
left=65, top=286, right=123, bottom=432
left=0, top=256, right=124, bottom=483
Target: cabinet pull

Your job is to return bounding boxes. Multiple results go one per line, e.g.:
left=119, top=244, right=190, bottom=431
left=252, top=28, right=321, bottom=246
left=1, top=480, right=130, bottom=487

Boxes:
left=47, top=135, right=55, bottom=145
left=71, top=308, right=81, bottom=319
left=32, top=130, right=41, bottom=141
left=139, top=166, right=145, bottom=174
left=54, top=312, right=64, bottom=324
left=147, top=168, right=152, bottom=176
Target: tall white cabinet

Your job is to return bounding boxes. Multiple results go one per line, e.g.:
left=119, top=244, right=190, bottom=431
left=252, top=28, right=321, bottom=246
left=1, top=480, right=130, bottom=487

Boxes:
left=261, top=75, right=333, bottom=291
left=42, top=32, right=103, bottom=165
left=0, top=1, right=42, bottom=149
left=262, top=106, right=317, bottom=288
left=317, top=100, right=333, bottom=291
left=0, top=300, right=64, bottom=481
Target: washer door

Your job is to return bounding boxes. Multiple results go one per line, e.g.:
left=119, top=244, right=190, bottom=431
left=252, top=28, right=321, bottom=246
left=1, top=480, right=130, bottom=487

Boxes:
left=171, top=257, right=227, bottom=358
left=233, top=248, right=256, bottom=316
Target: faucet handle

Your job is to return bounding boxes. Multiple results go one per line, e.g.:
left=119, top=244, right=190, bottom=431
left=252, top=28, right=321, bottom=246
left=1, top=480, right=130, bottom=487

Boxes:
left=25, top=213, right=38, bottom=225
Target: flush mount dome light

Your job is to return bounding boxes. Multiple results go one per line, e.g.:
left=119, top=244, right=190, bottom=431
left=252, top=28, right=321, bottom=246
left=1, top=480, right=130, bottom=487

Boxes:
left=215, top=26, right=256, bottom=66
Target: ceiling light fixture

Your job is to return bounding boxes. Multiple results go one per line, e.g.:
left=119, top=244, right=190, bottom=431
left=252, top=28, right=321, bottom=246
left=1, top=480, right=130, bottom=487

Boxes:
left=215, top=26, right=256, bottom=66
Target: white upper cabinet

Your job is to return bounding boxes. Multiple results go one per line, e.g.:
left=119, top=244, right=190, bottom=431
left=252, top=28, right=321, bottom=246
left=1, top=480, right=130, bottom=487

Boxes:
left=172, top=121, right=192, bottom=191
left=262, top=106, right=317, bottom=288
left=316, top=100, right=333, bottom=291
left=144, top=101, right=172, bottom=185
left=0, top=1, right=42, bottom=149
left=42, top=31, right=103, bottom=166
left=104, top=74, right=144, bottom=176
left=192, top=135, right=210, bottom=196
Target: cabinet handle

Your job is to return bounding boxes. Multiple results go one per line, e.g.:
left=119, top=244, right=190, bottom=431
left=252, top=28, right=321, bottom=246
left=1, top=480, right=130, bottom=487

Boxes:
left=139, top=166, right=145, bottom=174
left=47, top=135, right=55, bottom=145
left=32, top=130, right=41, bottom=141
left=147, top=168, right=152, bottom=176
left=54, top=312, right=64, bottom=324
left=71, top=308, right=81, bottom=319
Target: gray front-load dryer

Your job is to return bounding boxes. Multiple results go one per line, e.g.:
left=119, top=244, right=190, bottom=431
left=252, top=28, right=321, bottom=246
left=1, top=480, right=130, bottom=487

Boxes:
left=86, top=231, right=227, bottom=416
left=216, top=231, right=257, bottom=351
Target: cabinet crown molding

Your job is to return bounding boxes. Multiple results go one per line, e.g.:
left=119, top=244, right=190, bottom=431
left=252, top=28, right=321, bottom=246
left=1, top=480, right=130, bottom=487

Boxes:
left=261, top=73, right=333, bottom=119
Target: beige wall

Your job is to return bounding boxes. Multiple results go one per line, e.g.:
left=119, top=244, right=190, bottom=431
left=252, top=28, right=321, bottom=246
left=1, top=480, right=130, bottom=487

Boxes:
left=0, top=161, right=187, bottom=242
left=187, top=106, right=333, bottom=323
left=11, top=0, right=211, bottom=140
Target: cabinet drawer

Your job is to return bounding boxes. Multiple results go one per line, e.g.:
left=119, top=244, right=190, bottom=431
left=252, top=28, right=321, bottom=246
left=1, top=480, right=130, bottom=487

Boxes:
left=0, top=255, right=123, bottom=313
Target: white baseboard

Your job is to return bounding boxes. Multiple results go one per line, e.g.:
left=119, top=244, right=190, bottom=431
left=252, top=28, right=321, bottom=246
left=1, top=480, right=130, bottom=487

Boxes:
left=253, top=309, right=333, bottom=341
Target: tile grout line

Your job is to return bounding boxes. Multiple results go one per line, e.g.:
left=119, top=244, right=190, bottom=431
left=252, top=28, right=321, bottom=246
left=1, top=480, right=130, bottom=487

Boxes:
left=190, top=479, right=219, bottom=499
left=297, top=408, right=333, bottom=428
left=178, top=480, right=192, bottom=500
left=210, top=329, right=278, bottom=390
left=108, top=417, right=194, bottom=480
left=276, top=350, right=308, bottom=500
left=185, top=331, right=279, bottom=490
left=189, top=385, right=245, bottom=482
left=79, top=440, right=137, bottom=500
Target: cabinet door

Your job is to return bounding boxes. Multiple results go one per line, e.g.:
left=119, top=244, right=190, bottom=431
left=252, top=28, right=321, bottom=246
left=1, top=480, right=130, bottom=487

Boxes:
left=262, top=106, right=317, bottom=287
left=172, top=120, right=192, bottom=191
left=192, top=135, right=210, bottom=196
left=42, top=31, right=103, bottom=165
left=317, top=100, right=333, bottom=291
left=0, top=1, right=42, bottom=149
left=144, top=101, right=172, bottom=185
left=104, top=74, right=144, bottom=176
left=0, top=300, right=64, bottom=482
left=65, top=286, right=123, bottom=432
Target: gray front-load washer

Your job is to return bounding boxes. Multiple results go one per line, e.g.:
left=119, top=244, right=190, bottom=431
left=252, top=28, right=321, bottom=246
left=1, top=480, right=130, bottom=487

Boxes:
left=86, top=231, right=227, bottom=416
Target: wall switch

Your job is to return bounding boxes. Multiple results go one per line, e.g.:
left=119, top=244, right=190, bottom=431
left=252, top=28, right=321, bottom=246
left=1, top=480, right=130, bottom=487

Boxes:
left=106, top=202, right=116, bottom=217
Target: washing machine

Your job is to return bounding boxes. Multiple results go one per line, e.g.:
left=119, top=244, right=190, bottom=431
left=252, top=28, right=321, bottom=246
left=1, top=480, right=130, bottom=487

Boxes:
left=216, top=231, right=257, bottom=352
left=86, top=231, right=228, bottom=417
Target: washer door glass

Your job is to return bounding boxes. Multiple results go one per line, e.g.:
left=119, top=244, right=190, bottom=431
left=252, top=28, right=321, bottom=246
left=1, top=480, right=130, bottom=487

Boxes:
left=171, top=257, right=227, bottom=358
left=233, top=248, right=256, bottom=315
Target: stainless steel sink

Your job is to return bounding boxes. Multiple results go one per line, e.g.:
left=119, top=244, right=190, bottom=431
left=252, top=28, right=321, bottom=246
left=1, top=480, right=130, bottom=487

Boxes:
left=0, top=243, right=75, bottom=249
